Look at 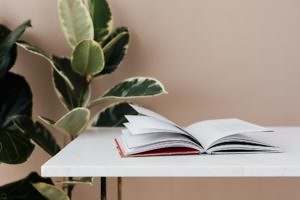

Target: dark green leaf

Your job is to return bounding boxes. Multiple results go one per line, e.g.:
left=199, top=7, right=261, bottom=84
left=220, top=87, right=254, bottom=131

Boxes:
left=0, top=25, right=16, bottom=78
left=0, top=72, right=34, bottom=164
left=0, top=25, right=11, bottom=41
left=0, top=20, right=31, bottom=78
left=0, top=127, right=34, bottom=164
left=52, top=56, right=91, bottom=110
left=0, top=172, right=53, bottom=200
left=93, top=103, right=138, bottom=127
left=34, top=122, right=60, bottom=156
left=0, top=72, right=32, bottom=127
left=87, top=0, right=112, bottom=42
left=12, top=115, right=60, bottom=156
left=96, top=27, right=129, bottom=76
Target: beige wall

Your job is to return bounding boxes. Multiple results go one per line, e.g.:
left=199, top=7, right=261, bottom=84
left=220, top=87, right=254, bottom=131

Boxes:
left=1, top=0, right=300, bottom=199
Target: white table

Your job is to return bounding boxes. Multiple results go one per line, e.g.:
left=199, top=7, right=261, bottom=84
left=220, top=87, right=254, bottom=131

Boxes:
left=41, top=127, right=300, bottom=199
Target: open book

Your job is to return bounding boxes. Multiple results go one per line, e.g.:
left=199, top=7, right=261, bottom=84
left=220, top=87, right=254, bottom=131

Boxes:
left=115, top=105, right=279, bottom=157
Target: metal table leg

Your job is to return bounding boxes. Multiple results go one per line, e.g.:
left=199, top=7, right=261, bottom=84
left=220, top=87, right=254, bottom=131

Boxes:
left=118, top=177, right=122, bottom=200
left=100, top=177, right=122, bottom=200
left=101, top=177, right=107, bottom=200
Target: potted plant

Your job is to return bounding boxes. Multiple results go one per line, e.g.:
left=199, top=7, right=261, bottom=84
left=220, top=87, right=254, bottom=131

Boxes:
left=0, top=0, right=166, bottom=199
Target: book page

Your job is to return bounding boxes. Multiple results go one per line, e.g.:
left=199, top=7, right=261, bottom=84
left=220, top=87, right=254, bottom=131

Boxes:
left=122, top=129, right=198, bottom=148
left=124, top=123, right=182, bottom=135
left=130, top=104, right=176, bottom=125
left=125, top=115, right=187, bottom=135
left=186, top=119, right=273, bottom=149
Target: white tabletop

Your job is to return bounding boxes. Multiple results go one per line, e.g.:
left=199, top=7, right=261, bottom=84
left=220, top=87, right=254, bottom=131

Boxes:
left=42, top=127, right=300, bottom=177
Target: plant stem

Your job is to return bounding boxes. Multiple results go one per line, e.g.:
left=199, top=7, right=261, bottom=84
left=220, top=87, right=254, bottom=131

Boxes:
left=62, top=177, right=75, bottom=199
left=67, top=178, right=74, bottom=199
left=62, top=135, right=75, bottom=198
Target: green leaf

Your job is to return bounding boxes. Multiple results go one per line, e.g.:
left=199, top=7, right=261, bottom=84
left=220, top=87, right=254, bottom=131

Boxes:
left=55, top=107, right=90, bottom=137
left=0, top=72, right=34, bottom=164
left=93, top=102, right=138, bottom=127
left=87, top=0, right=113, bottom=42
left=0, top=25, right=11, bottom=40
left=38, top=116, right=66, bottom=136
left=34, top=122, right=61, bottom=156
left=33, top=183, right=69, bottom=200
left=58, top=0, right=94, bottom=48
left=17, top=41, right=74, bottom=90
left=11, top=115, right=61, bottom=156
left=0, top=128, right=34, bottom=164
left=0, top=72, right=32, bottom=127
left=52, top=56, right=91, bottom=110
left=0, top=25, right=17, bottom=78
left=95, top=27, right=129, bottom=76
left=88, top=77, right=167, bottom=108
left=0, top=20, right=31, bottom=78
left=0, top=172, right=53, bottom=200
left=71, top=39, right=104, bottom=76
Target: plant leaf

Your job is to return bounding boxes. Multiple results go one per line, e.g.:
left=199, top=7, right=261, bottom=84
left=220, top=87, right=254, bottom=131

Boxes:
left=38, top=116, right=69, bottom=137
left=95, top=27, right=129, bottom=76
left=17, top=41, right=74, bottom=90
left=93, top=102, right=138, bottom=127
left=33, top=182, right=69, bottom=200
left=87, top=0, right=113, bottom=42
left=0, top=25, right=16, bottom=78
left=58, top=0, right=94, bottom=48
left=52, top=56, right=91, bottom=110
left=0, top=72, right=32, bottom=127
left=0, top=172, right=53, bottom=200
left=0, top=20, right=31, bottom=78
left=0, top=128, right=34, bottom=164
left=55, top=107, right=90, bottom=137
left=11, top=115, right=61, bottom=156
left=71, top=39, right=104, bottom=76
left=88, top=77, right=167, bottom=108
left=34, top=122, right=61, bottom=156
left=0, top=69, right=34, bottom=164
left=0, top=25, right=11, bottom=40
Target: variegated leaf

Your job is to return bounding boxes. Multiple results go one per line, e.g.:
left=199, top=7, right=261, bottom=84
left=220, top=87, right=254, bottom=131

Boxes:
left=88, top=77, right=167, bottom=108
left=87, top=0, right=113, bottom=42
left=93, top=102, right=138, bottom=127
left=71, top=40, right=104, bottom=76
left=55, top=108, right=90, bottom=137
left=17, top=41, right=74, bottom=89
left=0, top=172, right=53, bottom=199
left=33, top=182, right=69, bottom=200
left=95, top=27, right=129, bottom=76
left=52, top=56, right=91, bottom=110
left=58, top=0, right=94, bottom=48
left=38, top=116, right=67, bottom=136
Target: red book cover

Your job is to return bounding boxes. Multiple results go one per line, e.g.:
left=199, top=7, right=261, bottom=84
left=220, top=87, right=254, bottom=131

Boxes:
left=115, top=139, right=199, bottom=157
